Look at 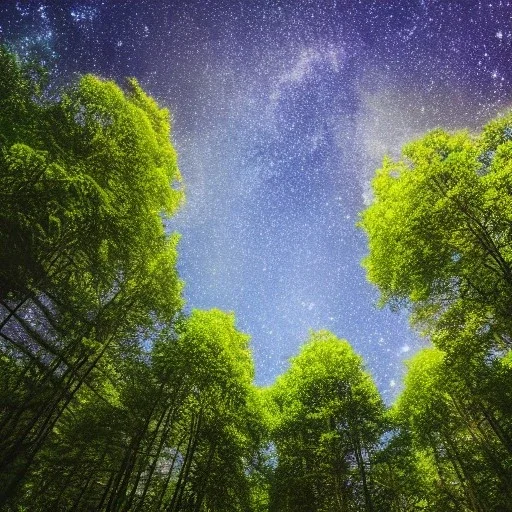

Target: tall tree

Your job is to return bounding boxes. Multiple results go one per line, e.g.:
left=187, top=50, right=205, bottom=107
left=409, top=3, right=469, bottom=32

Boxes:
left=0, top=47, right=183, bottom=503
left=359, top=110, right=512, bottom=509
left=153, top=309, right=265, bottom=512
left=268, top=331, right=385, bottom=512
left=359, top=116, right=512, bottom=349
left=394, top=347, right=512, bottom=511
left=12, top=309, right=267, bottom=512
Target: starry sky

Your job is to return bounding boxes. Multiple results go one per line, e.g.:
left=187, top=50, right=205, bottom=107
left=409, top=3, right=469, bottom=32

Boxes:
left=2, top=0, right=512, bottom=400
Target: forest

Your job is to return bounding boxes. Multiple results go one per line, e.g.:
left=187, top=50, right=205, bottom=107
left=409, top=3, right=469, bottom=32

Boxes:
left=0, top=46, right=512, bottom=512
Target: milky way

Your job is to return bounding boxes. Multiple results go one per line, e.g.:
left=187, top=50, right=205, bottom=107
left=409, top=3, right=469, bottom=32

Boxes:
left=2, top=0, right=512, bottom=400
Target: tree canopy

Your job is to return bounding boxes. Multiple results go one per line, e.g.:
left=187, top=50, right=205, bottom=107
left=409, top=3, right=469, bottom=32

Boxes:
left=1, top=46, right=512, bottom=512
left=359, top=118, right=512, bottom=350
left=359, top=110, right=512, bottom=511
left=267, top=331, right=385, bottom=512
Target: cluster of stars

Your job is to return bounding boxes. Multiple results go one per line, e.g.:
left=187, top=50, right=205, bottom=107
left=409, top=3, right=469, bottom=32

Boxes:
left=70, top=6, right=98, bottom=24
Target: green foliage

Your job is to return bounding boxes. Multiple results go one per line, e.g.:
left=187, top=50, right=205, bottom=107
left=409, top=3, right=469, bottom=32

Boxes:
left=0, top=46, right=184, bottom=506
left=360, top=116, right=512, bottom=348
left=267, top=331, right=385, bottom=512
left=360, top=112, right=512, bottom=510
left=392, top=348, right=512, bottom=510
left=152, top=310, right=265, bottom=512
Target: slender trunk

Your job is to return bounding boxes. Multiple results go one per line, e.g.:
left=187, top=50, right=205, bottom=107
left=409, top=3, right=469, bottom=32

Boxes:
left=478, top=400, right=512, bottom=455
left=73, top=448, right=110, bottom=511
left=450, top=396, right=512, bottom=500
left=0, top=296, right=30, bottom=331
left=153, top=437, right=185, bottom=512
left=123, top=406, right=171, bottom=511
left=443, top=433, right=485, bottom=512
left=106, top=381, right=169, bottom=512
left=98, top=471, right=118, bottom=511
left=166, top=411, right=202, bottom=512
left=104, top=429, right=147, bottom=512
left=130, top=399, right=179, bottom=510
left=352, top=435, right=373, bottom=512
left=0, top=341, right=87, bottom=440
left=0, top=335, right=113, bottom=506
left=427, top=433, right=465, bottom=509
left=0, top=352, right=88, bottom=468
left=193, top=440, right=217, bottom=512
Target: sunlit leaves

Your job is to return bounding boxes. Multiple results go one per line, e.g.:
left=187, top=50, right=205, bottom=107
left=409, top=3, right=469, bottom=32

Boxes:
left=267, top=331, right=385, bottom=512
left=360, top=118, right=512, bottom=344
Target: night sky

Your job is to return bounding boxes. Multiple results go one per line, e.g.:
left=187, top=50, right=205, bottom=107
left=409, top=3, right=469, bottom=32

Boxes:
left=2, top=0, right=512, bottom=400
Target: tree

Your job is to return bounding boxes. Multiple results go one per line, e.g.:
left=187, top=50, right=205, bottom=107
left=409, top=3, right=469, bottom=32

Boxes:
left=359, top=116, right=512, bottom=349
left=0, top=47, right=184, bottom=503
left=12, top=309, right=267, bottom=512
left=359, top=111, right=512, bottom=510
left=268, top=331, right=385, bottom=512
left=153, top=309, right=265, bottom=512
left=369, top=424, right=438, bottom=512
left=394, top=348, right=512, bottom=511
